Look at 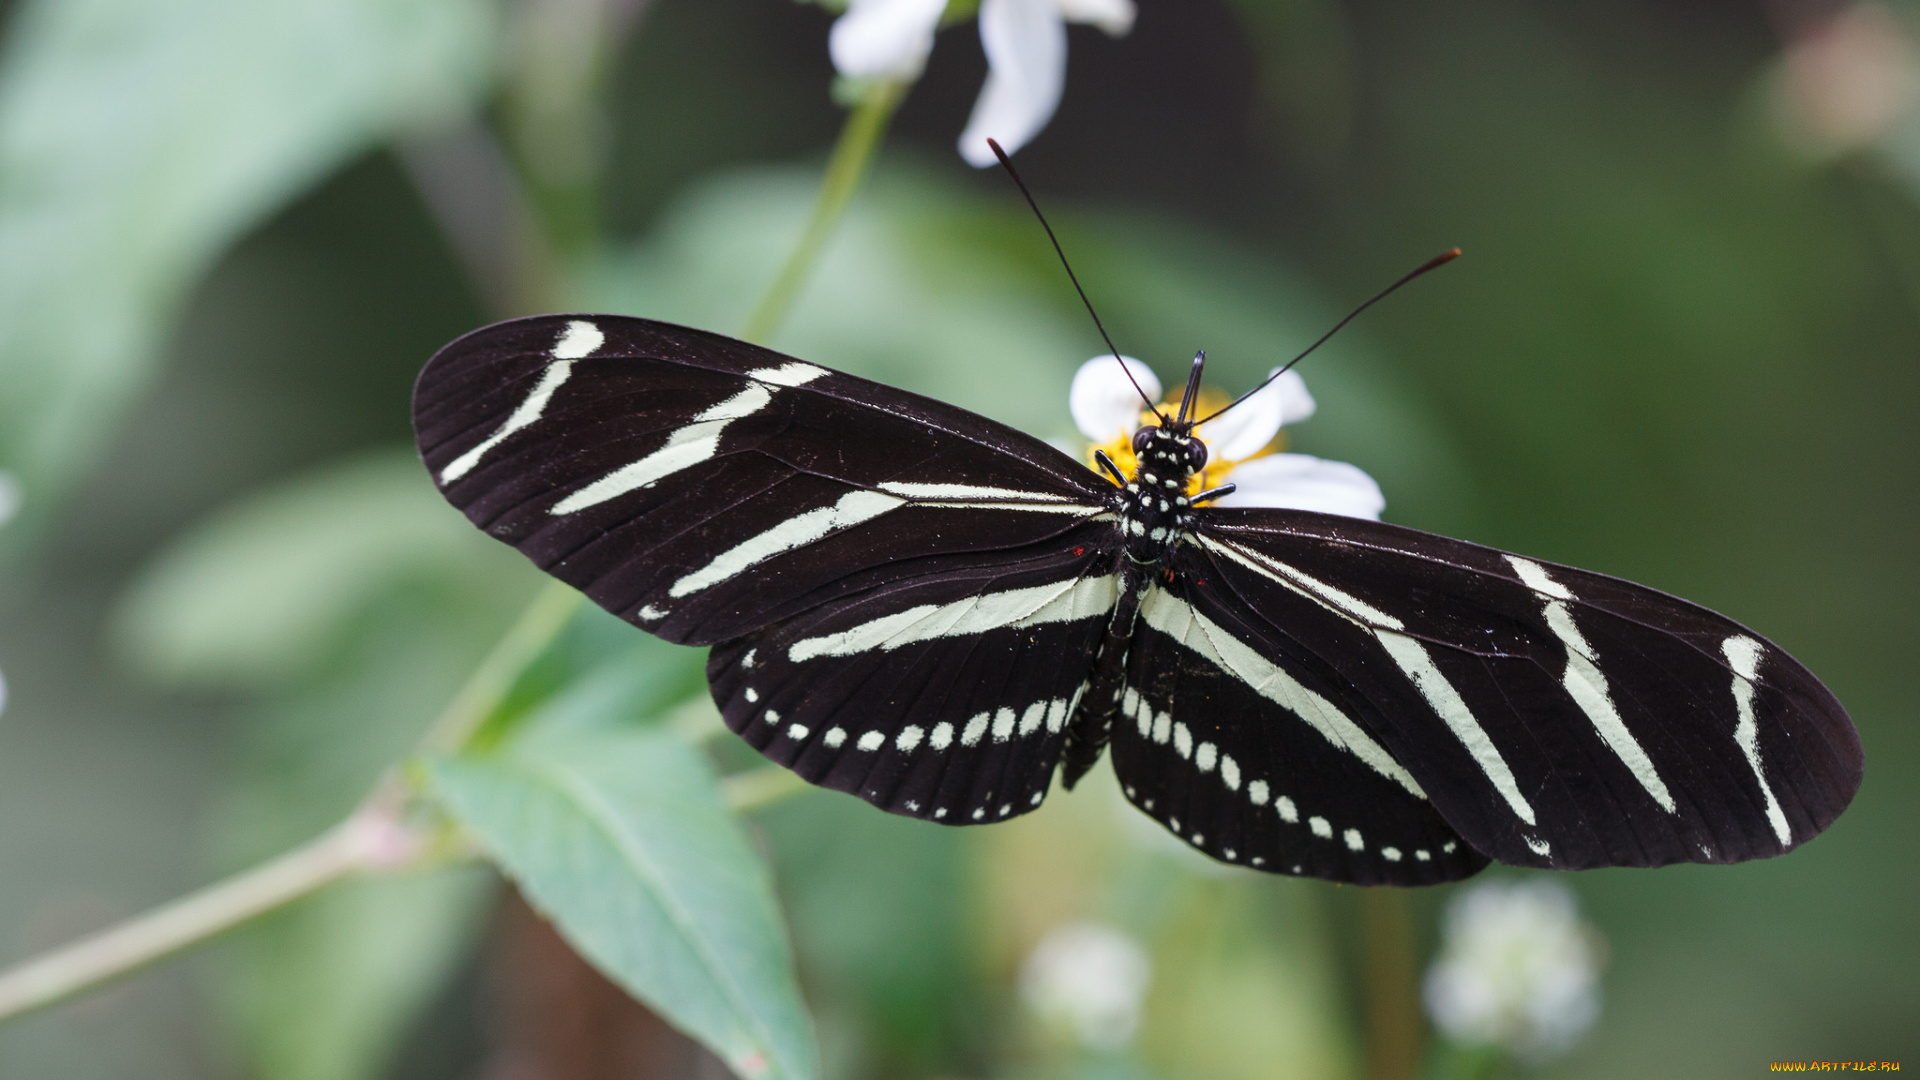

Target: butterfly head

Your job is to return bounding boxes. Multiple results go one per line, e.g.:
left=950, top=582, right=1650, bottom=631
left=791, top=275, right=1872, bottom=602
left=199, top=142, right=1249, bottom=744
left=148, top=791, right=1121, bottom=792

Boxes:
left=1131, top=423, right=1208, bottom=476
left=1128, top=350, right=1212, bottom=483
left=1085, top=348, right=1251, bottom=507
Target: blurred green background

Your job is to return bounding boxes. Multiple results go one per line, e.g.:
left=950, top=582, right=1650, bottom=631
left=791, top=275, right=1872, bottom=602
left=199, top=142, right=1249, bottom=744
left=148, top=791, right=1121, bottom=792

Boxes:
left=0, top=0, right=1915, bottom=1077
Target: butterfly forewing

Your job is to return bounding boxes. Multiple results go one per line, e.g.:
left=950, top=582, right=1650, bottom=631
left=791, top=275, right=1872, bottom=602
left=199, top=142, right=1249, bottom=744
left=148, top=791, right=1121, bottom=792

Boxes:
left=1186, top=511, right=1862, bottom=870
left=414, top=315, right=1113, bottom=646
left=1111, top=570, right=1489, bottom=884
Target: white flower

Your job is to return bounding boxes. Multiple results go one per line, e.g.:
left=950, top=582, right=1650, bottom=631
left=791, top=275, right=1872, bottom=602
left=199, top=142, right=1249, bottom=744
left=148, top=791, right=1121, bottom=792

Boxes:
left=827, top=0, right=1137, bottom=164
left=1068, top=354, right=1386, bottom=519
left=828, top=0, right=949, bottom=81
left=1069, top=353, right=1163, bottom=441
left=1774, top=2, right=1920, bottom=157
left=1423, top=878, right=1603, bottom=1062
left=1020, top=921, right=1152, bottom=1051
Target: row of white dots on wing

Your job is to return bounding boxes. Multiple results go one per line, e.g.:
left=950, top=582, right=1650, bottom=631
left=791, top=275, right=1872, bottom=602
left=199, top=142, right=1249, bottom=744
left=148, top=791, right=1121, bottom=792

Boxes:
left=1120, top=687, right=1458, bottom=867
left=747, top=689, right=1074, bottom=821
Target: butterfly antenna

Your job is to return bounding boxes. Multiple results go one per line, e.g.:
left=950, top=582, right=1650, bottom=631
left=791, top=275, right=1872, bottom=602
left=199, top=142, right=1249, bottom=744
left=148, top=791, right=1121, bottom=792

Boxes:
left=1175, top=351, right=1205, bottom=426
left=1195, top=248, right=1461, bottom=426
left=987, top=138, right=1166, bottom=422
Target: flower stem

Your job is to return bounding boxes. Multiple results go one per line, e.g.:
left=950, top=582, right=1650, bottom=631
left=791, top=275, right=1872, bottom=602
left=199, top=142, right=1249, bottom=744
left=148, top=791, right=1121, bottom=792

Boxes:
left=722, top=764, right=812, bottom=813
left=1361, top=887, right=1425, bottom=1080
left=417, top=579, right=585, bottom=756
left=0, top=799, right=413, bottom=1023
left=739, top=80, right=906, bottom=344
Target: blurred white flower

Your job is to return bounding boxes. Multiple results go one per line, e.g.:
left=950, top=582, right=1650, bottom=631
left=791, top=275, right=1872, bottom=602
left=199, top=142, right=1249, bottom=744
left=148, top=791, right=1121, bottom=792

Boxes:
left=1423, top=878, right=1603, bottom=1062
left=827, top=0, right=1136, bottom=164
left=1069, top=355, right=1386, bottom=519
left=1020, top=921, right=1152, bottom=1051
left=1774, top=2, right=1920, bottom=157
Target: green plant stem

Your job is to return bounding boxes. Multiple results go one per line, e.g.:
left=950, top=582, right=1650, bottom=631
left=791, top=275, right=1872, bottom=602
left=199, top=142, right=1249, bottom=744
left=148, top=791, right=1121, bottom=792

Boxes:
left=667, top=694, right=729, bottom=744
left=739, top=80, right=906, bottom=344
left=417, top=579, right=585, bottom=756
left=722, top=764, right=811, bottom=812
left=0, top=803, right=405, bottom=1023
left=0, top=751, right=805, bottom=1025
left=1361, top=887, right=1424, bottom=1080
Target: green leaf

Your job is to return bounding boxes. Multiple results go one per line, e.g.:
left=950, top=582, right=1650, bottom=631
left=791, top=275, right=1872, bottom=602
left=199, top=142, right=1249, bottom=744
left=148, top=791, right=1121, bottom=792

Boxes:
left=0, top=0, right=496, bottom=542
left=430, top=670, right=817, bottom=1080
left=110, top=449, right=534, bottom=688
left=221, top=865, right=494, bottom=1080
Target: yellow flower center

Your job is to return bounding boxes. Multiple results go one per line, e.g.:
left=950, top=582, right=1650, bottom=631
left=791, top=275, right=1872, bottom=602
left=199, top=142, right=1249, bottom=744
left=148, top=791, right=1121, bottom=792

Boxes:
left=1083, top=387, right=1285, bottom=497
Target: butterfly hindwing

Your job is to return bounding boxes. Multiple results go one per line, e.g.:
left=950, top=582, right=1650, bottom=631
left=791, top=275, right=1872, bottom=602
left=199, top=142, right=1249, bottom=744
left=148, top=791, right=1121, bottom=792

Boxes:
left=1185, top=511, right=1862, bottom=870
left=1108, top=563, right=1489, bottom=885
left=413, top=315, right=1112, bottom=646
left=707, top=539, right=1117, bottom=822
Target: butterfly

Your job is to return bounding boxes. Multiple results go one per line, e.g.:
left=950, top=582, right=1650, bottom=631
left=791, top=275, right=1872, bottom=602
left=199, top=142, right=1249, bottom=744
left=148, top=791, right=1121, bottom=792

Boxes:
left=412, top=313, right=1861, bottom=886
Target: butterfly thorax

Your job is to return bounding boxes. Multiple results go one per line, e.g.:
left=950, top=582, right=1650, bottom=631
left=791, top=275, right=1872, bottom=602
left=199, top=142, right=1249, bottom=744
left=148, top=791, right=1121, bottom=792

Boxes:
left=1115, top=426, right=1203, bottom=565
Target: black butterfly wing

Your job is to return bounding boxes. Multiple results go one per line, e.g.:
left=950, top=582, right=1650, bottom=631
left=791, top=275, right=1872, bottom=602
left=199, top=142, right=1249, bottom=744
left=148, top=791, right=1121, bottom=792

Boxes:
left=707, top=538, right=1117, bottom=823
left=415, top=314, right=1129, bottom=823
left=412, top=314, right=1114, bottom=647
left=1184, top=510, right=1861, bottom=870
left=413, top=313, right=1861, bottom=865
left=1110, top=569, right=1490, bottom=885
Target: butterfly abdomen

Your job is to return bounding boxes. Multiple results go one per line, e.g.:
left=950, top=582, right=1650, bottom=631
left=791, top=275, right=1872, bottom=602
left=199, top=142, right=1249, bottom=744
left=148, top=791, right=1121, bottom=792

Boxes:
left=1060, top=578, right=1146, bottom=789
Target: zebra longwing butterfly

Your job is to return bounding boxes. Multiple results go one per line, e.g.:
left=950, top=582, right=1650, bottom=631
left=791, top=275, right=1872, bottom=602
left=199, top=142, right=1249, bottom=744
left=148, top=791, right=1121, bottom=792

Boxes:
left=412, top=314, right=1860, bottom=886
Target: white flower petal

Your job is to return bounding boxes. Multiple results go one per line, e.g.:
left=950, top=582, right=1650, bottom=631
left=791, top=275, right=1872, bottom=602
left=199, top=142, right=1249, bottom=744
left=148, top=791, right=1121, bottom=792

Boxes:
left=1266, top=366, right=1316, bottom=425
left=1054, top=0, right=1136, bottom=35
left=1070, top=354, right=1161, bottom=441
left=1193, top=369, right=1314, bottom=462
left=829, top=0, right=948, bottom=81
left=958, top=0, right=1068, bottom=166
left=1213, top=453, right=1385, bottom=519
left=1195, top=388, right=1280, bottom=462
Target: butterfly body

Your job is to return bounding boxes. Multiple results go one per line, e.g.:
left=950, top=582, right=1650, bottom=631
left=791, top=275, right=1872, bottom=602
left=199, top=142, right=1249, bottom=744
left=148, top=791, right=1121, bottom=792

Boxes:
left=415, top=314, right=1862, bottom=887
left=1061, top=425, right=1207, bottom=787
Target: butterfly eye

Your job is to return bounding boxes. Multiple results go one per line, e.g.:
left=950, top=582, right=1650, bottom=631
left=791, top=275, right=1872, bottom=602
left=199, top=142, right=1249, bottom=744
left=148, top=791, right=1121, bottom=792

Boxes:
left=1187, top=439, right=1209, bottom=470
left=1132, top=426, right=1158, bottom=455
